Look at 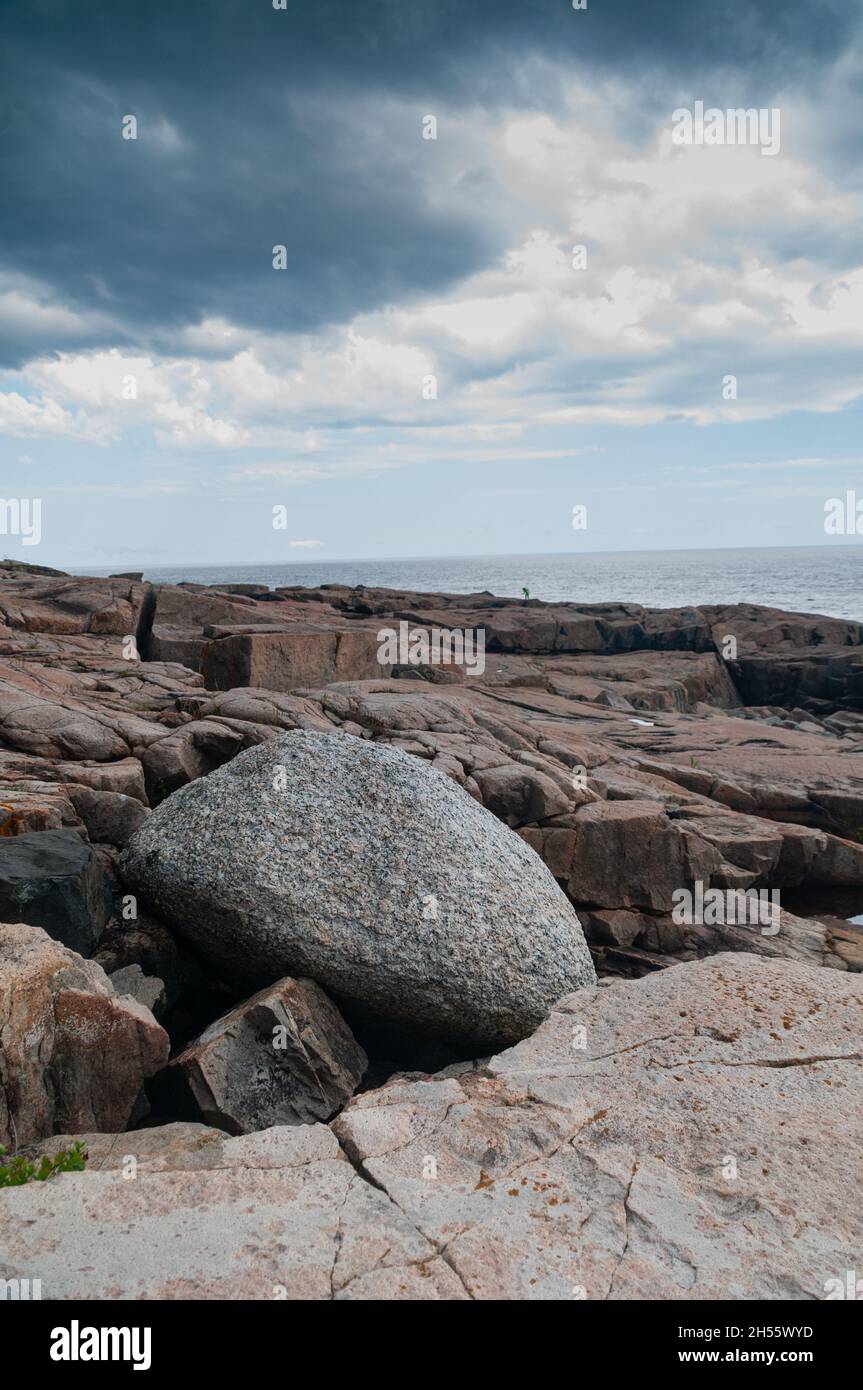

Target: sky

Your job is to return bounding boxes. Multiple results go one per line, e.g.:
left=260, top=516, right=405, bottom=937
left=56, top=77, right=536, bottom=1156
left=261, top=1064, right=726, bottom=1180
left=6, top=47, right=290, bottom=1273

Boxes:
left=1, top=0, right=862, bottom=569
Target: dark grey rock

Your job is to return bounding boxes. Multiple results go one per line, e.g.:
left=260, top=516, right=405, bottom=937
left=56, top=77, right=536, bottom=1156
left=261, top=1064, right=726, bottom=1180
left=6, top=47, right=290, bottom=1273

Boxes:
left=121, top=730, right=595, bottom=1047
left=0, top=829, right=112, bottom=956
left=93, top=914, right=181, bottom=993
left=166, top=975, right=367, bottom=1133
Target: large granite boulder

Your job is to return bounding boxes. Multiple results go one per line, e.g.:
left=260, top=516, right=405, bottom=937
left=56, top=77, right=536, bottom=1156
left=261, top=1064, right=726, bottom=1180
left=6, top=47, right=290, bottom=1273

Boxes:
left=121, top=730, right=595, bottom=1048
left=0, top=923, right=169, bottom=1146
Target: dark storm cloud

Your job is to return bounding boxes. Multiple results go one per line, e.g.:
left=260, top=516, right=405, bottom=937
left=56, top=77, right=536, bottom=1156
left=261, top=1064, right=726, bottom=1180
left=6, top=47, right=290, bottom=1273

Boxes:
left=0, top=0, right=859, bottom=367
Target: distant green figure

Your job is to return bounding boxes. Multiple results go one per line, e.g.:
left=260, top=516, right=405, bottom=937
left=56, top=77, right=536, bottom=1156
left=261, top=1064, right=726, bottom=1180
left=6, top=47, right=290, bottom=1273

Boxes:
left=522, top=586, right=530, bottom=604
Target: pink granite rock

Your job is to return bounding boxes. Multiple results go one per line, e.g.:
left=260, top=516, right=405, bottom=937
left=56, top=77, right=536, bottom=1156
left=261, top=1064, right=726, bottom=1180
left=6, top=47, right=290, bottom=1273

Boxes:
left=0, top=923, right=169, bottom=1146
left=1, top=953, right=860, bottom=1300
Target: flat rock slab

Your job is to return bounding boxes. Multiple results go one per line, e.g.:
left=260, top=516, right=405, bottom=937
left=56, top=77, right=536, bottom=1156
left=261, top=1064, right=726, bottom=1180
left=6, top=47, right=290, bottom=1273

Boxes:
left=0, top=829, right=112, bottom=956
left=0, top=1124, right=466, bottom=1300
left=121, top=730, right=595, bottom=1048
left=2, top=953, right=860, bottom=1299
left=167, top=976, right=367, bottom=1133
left=334, top=953, right=863, bottom=1299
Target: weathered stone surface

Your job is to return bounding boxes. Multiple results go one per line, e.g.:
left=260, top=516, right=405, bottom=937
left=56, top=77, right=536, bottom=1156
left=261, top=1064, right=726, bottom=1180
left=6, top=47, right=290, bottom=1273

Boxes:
left=568, top=800, right=723, bottom=912
left=139, top=718, right=250, bottom=798
left=1, top=571, right=862, bottom=981
left=479, top=649, right=741, bottom=712
left=0, top=558, right=70, bottom=579
left=150, top=582, right=311, bottom=633
left=580, top=908, right=651, bottom=948
left=0, top=752, right=147, bottom=801
left=121, top=730, right=596, bottom=1047
left=0, top=655, right=200, bottom=765
left=732, top=647, right=863, bottom=711
left=2, top=953, right=860, bottom=1300
left=0, top=829, right=112, bottom=955
left=334, top=954, right=863, bottom=1299
left=66, top=786, right=150, bottom=847
left=0, top=1123, right=468, bottom=1300
left=625, top=904, right=832, bottom=972
left=471, top=762, right=571, bottom=824
left=0, top=923, right=168, bottom=1146
left=0, top=779, right=80, bottom=835
left=167, top=976, right=367, bottom=1133
left=202, top=627, right=388, bottom=692
left=0, top=574, right=150, bottom=640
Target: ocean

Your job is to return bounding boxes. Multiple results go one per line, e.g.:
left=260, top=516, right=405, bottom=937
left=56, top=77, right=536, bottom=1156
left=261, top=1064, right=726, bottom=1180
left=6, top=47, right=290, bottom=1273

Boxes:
left=81, top=545, right=863, bottom=623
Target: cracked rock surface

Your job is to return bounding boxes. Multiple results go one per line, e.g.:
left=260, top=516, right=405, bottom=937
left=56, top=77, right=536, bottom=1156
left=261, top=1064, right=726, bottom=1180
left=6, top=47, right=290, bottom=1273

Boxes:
left=2, top=953, right=860, bottom=1300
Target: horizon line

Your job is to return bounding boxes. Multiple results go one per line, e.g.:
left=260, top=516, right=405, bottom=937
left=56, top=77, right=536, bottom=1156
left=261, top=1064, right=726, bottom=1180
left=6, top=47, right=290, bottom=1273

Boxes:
left=58, top=540, right=863, bottom=572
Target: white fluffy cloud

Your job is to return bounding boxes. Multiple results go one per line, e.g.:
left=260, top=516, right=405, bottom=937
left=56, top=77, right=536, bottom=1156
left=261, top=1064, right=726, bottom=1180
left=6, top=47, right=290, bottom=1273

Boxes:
left=3, top=70, right=863, bottom=460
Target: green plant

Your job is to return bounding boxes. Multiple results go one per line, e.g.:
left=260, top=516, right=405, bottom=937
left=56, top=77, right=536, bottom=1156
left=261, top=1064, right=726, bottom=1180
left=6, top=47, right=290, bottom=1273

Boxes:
left=0, top=1140, right=87, bottom=1188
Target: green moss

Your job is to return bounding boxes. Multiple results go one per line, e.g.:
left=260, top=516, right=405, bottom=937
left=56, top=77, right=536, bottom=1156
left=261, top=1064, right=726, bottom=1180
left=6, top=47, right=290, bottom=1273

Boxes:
left=0, top=1140, right=88, bottom=1187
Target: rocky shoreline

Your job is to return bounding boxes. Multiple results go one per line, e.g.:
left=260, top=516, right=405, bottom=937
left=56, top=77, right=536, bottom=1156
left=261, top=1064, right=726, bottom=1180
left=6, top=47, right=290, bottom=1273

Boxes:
left=1, top=562, right=862, bottom=1299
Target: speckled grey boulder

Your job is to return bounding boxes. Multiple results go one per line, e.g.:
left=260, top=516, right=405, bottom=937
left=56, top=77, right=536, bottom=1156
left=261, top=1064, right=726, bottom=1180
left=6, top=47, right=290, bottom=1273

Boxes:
left=121, top=731, right=595, bottom=1047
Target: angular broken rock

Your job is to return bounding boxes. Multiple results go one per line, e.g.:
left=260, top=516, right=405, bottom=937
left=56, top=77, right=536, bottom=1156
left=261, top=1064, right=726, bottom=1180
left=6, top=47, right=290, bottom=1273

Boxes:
left=0, top=828, right=112, bottom=956
left=0, top=923, right=169, bottom=1146
left=121, top=730, right=596, bottom=1048
left=167, top=976, right=367, bottom=1133
left=202, top=626, right=388, bottom=691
